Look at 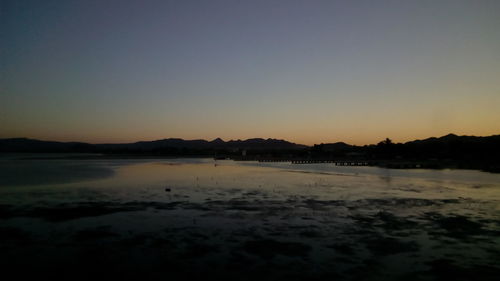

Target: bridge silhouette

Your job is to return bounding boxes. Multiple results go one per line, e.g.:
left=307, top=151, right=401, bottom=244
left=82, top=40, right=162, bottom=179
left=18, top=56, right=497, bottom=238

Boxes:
left=256, top=159, right=372, bottom=166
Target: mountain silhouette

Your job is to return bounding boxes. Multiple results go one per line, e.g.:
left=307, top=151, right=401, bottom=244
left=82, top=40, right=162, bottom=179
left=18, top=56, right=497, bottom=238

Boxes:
left=1, top=134, right=499, bottom=172
left=0, top=137, right=306, bottom=152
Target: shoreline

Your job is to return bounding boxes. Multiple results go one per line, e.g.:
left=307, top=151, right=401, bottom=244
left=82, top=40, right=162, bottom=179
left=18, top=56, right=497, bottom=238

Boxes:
left=3, top=153, right=498, bottom=174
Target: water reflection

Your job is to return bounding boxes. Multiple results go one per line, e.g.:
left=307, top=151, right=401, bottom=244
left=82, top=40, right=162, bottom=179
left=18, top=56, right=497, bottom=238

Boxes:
left=1, top=158, right=499, bottom=280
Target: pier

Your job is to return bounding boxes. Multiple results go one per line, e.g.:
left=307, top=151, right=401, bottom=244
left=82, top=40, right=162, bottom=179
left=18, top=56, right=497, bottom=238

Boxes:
left=255, top=159, right=372, bottom=166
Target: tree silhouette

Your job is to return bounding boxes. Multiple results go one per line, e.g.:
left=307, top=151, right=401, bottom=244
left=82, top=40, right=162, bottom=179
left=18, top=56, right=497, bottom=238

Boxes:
left=378, top=138, right=393, bottom=146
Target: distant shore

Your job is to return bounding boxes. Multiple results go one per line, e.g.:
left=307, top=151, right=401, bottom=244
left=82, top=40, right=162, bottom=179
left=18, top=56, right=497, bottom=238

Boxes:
left=3, top=152, right=499, bottom=174
left=1, top=133, right=499, bottom=173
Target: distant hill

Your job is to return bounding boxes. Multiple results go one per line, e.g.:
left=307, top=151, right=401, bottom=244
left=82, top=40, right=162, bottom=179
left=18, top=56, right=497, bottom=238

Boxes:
left=0, top=137, right=306, bottom=153
left=405, top=133, right=500, bottom=147
left=315, top=134, right=500, bottom=153
left=311, top=134, right=500, bottom=172
left=399, top=133, right=500, bottom=160
left=1, top=134, right=499, bottom=171
left=313, top=142, right=354, bottom=151
left=0, top=138, right=92, bottom=153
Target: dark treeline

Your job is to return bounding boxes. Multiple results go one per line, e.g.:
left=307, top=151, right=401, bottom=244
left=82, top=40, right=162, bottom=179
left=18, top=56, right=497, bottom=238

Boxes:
left=1, top=134, right=499, bottom=172
left=311, top=134, right=500, bottom=172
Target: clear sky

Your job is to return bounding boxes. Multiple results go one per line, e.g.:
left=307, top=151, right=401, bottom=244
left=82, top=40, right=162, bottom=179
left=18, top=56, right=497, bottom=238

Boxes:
left=1, top=0, right=499, bottom=145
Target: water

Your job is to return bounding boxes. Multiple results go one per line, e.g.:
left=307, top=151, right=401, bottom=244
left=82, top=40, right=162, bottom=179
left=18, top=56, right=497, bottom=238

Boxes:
left=1, top=155, right=500, bottom=280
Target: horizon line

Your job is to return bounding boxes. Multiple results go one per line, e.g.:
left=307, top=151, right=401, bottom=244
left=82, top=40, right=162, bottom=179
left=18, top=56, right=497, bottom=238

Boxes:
left=2, top=133, right=499, bottom=147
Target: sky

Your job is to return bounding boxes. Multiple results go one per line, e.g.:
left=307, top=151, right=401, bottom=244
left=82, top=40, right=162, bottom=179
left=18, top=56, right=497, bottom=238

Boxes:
left=1, top=0, right=499, bottom=145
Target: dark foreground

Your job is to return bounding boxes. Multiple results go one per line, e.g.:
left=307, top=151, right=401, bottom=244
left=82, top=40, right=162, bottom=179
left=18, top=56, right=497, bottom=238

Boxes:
left=2, top=197, right=500, bottom=280
left=1, top=159, right=499, bottom=280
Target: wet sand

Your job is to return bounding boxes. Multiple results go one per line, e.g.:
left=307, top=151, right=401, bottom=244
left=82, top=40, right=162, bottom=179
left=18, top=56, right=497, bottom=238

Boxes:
left=1, top=159, right=499, bottom=280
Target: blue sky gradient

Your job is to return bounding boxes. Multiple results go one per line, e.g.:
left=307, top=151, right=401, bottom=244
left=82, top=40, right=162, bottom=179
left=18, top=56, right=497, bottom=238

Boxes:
left=1, top=0, right=499, bottom=145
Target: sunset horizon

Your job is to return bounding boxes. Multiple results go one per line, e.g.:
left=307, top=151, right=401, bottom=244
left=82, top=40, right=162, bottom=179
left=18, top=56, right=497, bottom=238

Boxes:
left=2, top=131, right=500, bottom=147
left=2, top=1, right=500, bottom=280
left=2, top=1, right=499, bottom=147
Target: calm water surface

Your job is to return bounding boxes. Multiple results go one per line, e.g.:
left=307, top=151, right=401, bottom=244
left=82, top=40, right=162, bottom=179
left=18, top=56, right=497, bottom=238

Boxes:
left=1, top=156, right=499, bottom=280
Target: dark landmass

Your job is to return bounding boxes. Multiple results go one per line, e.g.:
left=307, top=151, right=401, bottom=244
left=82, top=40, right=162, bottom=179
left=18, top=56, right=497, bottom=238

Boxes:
left=310, top=134, right=500, bottom=173
left=2, top=196, right=500, bottom=280
left=0, top=137, right=306, bottom=154
left=1, top=133, right=499, bottom=172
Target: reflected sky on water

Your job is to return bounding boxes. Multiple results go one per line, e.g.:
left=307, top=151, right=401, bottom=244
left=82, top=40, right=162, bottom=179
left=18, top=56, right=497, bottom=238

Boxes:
left=1, top=156, right=499, bottom=280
